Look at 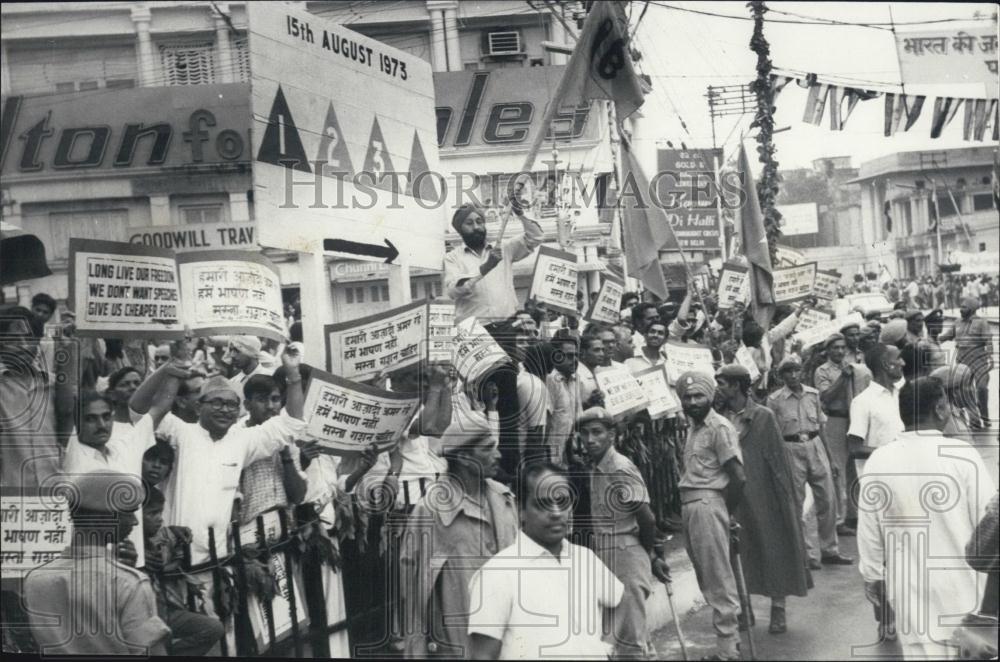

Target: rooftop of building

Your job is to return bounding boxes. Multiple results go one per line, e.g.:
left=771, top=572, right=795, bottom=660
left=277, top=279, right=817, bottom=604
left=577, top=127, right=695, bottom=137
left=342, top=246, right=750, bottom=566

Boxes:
left=851, top=145, right=998, bottom=182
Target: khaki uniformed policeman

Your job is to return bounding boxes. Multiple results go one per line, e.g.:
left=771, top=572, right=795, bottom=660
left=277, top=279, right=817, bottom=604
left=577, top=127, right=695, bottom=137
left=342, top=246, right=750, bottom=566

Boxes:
left=677, top=371, right=746, bottom=661
left=768, top=356, right=853, bottom=568
left=24, top=471, right=170, bottom=655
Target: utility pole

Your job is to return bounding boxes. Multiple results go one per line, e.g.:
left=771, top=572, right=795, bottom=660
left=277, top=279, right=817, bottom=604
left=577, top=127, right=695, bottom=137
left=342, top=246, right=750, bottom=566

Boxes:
left=706, top=84, right=753, bottom=263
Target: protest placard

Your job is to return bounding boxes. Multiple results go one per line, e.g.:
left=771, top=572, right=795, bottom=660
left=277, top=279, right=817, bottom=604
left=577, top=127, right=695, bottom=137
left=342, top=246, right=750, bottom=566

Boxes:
left=427, top=300, right=456, bottom=363
left=0, top=489, right=72, bottom=582
left=662, top=340, right=715, bottom=384
left=595, top=365, right=650, bottom=418
left=716, top=262, right=749, bottom=310
left=69, top=239, right=184, bottom=339
left=177, top=250, right=286, bottom=342
left=632, top=365, right=681, bottom=419
left=325, top=300, right=427, bottom=381
left=793, top=312, right=864, bottom=350
left=796, top=307, right=834, bottom=334
left=584, top=273, right=625, bottom=324
left=302, top=368, right=421, bottom=454
left=813, top=270, right=841, bottom=301
left=527, top=245, right=579, bottom=316
left=734, top=344, right=761, bottom=382
left=452, top=317, right=510, bottom=385
left=773, top=262, right=817, bottom=303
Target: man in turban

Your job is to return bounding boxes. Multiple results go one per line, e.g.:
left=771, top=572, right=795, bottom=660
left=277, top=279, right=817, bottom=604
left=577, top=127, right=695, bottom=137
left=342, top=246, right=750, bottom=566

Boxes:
left=940, top=296, right=993, bottom=428
left=676, top=371, right=745, bottom=661
left=442, top=190, right=543, bottom=324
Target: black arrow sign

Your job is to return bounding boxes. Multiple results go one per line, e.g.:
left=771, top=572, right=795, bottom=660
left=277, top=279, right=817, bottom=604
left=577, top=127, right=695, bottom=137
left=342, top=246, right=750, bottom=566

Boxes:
left=323, top=238, right=399, bottom=264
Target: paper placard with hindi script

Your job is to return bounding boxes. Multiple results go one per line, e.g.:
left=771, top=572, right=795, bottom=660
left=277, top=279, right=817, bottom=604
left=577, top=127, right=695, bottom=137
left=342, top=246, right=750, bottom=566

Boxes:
left=527, top=245, right=579, bottom=316
left=773, top=262, right=817, bottom=303
left=796, top=307, right=834, bottom=334
left=595, top=365, right=649, bottom=418
left=177, top=250, right=286, bottom=342
left=794, top=312, right=864, bottom=350
left=427, top=301, right=456, bottom=363
left=69, top=238, right=184, bottom=339
left=302, top=368, right=421, bottom=454
left=813, top=270, right=841, bottom=301
left=585, top=273, right=625, bottom=325
left=632, top=365, right=681, bottom=419
left=734, top=345, right=762, bottom=382
left=0, top=489, right=72, bottom=581
left=716, top=262, right=749, bottom=310
left=326, top=300, right=427, bottom=381
left=452, top=317, right=510, bottom=385
left=662, top=341, right=715, bottom=385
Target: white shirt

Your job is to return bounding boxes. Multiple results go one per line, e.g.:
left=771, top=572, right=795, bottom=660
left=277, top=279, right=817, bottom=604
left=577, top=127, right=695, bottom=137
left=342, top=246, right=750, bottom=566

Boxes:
left=847, top=381, right=905, bottom=448
left=467, top=531, right=624, bottom=659
left=156, top=411, right=305, bottom=564
left=858, top=432, right=994, bottom=648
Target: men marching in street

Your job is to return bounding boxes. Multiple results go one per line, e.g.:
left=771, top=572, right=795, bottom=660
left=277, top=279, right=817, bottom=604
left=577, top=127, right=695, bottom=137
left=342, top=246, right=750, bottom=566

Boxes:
left=939, top=296, right=994, bottom=428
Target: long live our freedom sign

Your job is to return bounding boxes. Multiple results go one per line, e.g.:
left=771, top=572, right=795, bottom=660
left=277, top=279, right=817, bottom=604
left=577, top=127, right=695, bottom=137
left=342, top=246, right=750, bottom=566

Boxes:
left=302, top=368, right=421, bottom=454
left=1, top=488, right=71, bottom=582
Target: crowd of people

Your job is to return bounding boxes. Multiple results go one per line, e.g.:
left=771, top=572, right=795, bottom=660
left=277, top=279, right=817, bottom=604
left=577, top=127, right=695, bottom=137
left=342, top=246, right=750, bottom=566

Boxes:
left=870, top=273, right=998, bottom=311
left=1, top=195, right=997, bottom=660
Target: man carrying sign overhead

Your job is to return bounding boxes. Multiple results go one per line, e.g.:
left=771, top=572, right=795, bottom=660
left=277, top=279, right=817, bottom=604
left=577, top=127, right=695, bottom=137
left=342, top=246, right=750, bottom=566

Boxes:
left=443, top=189, right=543, bottom=324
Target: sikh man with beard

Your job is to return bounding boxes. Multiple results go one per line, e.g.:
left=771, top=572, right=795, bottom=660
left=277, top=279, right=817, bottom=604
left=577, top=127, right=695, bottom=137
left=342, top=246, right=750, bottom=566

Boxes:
left=677, top=371, right=746, bottom=661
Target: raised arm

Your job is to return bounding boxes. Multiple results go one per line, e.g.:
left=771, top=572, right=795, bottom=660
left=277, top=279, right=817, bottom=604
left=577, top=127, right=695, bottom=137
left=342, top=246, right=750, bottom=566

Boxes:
left=129, top=343, right=191, bottom=428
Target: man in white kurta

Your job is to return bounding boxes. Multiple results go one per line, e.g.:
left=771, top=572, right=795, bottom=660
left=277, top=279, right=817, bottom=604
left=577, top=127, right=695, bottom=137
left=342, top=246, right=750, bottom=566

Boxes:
left=858, top=376, right=995, bottom=658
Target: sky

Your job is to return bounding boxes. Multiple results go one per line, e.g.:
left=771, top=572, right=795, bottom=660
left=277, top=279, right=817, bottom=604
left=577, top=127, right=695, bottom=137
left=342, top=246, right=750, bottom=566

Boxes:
left=631, top=1, right=998, bottom=173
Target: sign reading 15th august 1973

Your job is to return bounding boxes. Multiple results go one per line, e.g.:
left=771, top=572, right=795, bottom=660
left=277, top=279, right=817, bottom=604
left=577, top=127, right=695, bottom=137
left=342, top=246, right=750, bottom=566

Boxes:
left=248, top=3, right=444, bottom=270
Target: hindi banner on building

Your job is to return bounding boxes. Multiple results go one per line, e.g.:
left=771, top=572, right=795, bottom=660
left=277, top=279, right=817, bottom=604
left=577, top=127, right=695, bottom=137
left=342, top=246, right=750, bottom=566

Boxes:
left=662, top=340, right=715, bottom=384
left=325, top=300, right=427, bottom=380
left=632, top=365, right=681, bottom=419
left=716, top=262, right=750, bottom=310
left=68, top=239, right=184, bottom=339
left=177, top=250, right=286, bottom=342
left=584, top=273, right=625, bottom=324
left=301, top=368, right=421, bottom=454
left=527, top=245, right=579, bottom=316
left=451, top=316, right=510, bottom=385
left=794, top=312, right=864, bottom=350
left=813, top=269, right=841, bottom=301
left=427, top=300, right=456, bottom=363
left=0, top=488, right=72, bottom=583
left=773, top=262, right=817, bottom=303
left=595, top=365, right=649, bottom=418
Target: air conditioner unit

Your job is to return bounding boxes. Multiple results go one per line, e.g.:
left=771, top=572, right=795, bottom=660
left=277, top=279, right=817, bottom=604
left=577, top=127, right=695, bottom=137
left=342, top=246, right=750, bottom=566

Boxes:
left=485, top=31, right=522, bottom=56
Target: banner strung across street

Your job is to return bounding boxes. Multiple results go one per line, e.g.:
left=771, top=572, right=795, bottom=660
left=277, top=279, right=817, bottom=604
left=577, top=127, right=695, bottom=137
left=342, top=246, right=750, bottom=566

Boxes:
left=301, top=368, right=420, bottom=454
left=716, top=262, right=749, bottom=310
left=0, top=489, right=71, bottom=581
left=595, top=365, right=649, bottom=418
left=632, top=365, right=681, bottom=419
left=585, top=273, right=625, bottom=324
left=662, top=340, right=715, bottom=384
left=773, top=262, right=817, bottom=303
left=325, top=300, right=426, bottom=380
left=527, top=245, right=579, bottom=316
left=68, top=239, right=184, bottom=339
left=177, top=250, right=286, bottom=342
left=813, top=269, right=841, bottom=301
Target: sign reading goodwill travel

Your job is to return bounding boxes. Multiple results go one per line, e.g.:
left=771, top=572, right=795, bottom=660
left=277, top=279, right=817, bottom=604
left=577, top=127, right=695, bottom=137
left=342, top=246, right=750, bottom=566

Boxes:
left=247, top=3, right=444, bottom=269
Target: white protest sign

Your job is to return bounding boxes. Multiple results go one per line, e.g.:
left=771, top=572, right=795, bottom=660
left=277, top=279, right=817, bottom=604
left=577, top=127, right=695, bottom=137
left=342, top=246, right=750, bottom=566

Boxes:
left=128, top=222, right=257, bottom=253
left=813, top=270, right=841, bottom=301
left=663, top=340, right=715, bottom=384
left=773, top=262, right=817, bottom=303
left=0, top=489, right=72, bottom=580
left=69, top=238, right=184, bottom=339
left=632, top=365, right=681, bottom=419
left=585, top=273, right=625, bottom=325
left=427, top=300, right=456, bottom=363
left=248, top=2, right=444, bottom=269
left=595, top=365, right=649, bottom=418
left=325, top=300, right=426, bottom=380
left=734, top=345, right=761, bottom=382
left=248, top=552, right=307, bottom=651
left=796, top=307, right=834, bottom=334
left=527, top=245, right=579, bottom=316
left=177, top=250, right=286, bottom=342
left=794, top=312, right=864, bottom=350
left=452, top=317, right=510, bottom=385
left=716, top=262, right=749, bottom=310
left=302, top=368, right=421, bottom=454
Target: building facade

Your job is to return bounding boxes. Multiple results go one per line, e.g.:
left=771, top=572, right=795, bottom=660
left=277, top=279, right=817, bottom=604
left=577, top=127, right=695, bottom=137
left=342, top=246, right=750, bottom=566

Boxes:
left=2, top=1, right=622, bottom=321
left=851, top=145, right=998, bottom=280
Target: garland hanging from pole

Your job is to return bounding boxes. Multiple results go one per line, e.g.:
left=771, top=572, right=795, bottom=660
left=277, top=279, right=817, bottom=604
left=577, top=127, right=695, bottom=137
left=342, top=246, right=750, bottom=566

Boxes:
left=747, top=0, right=782, bottom=262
